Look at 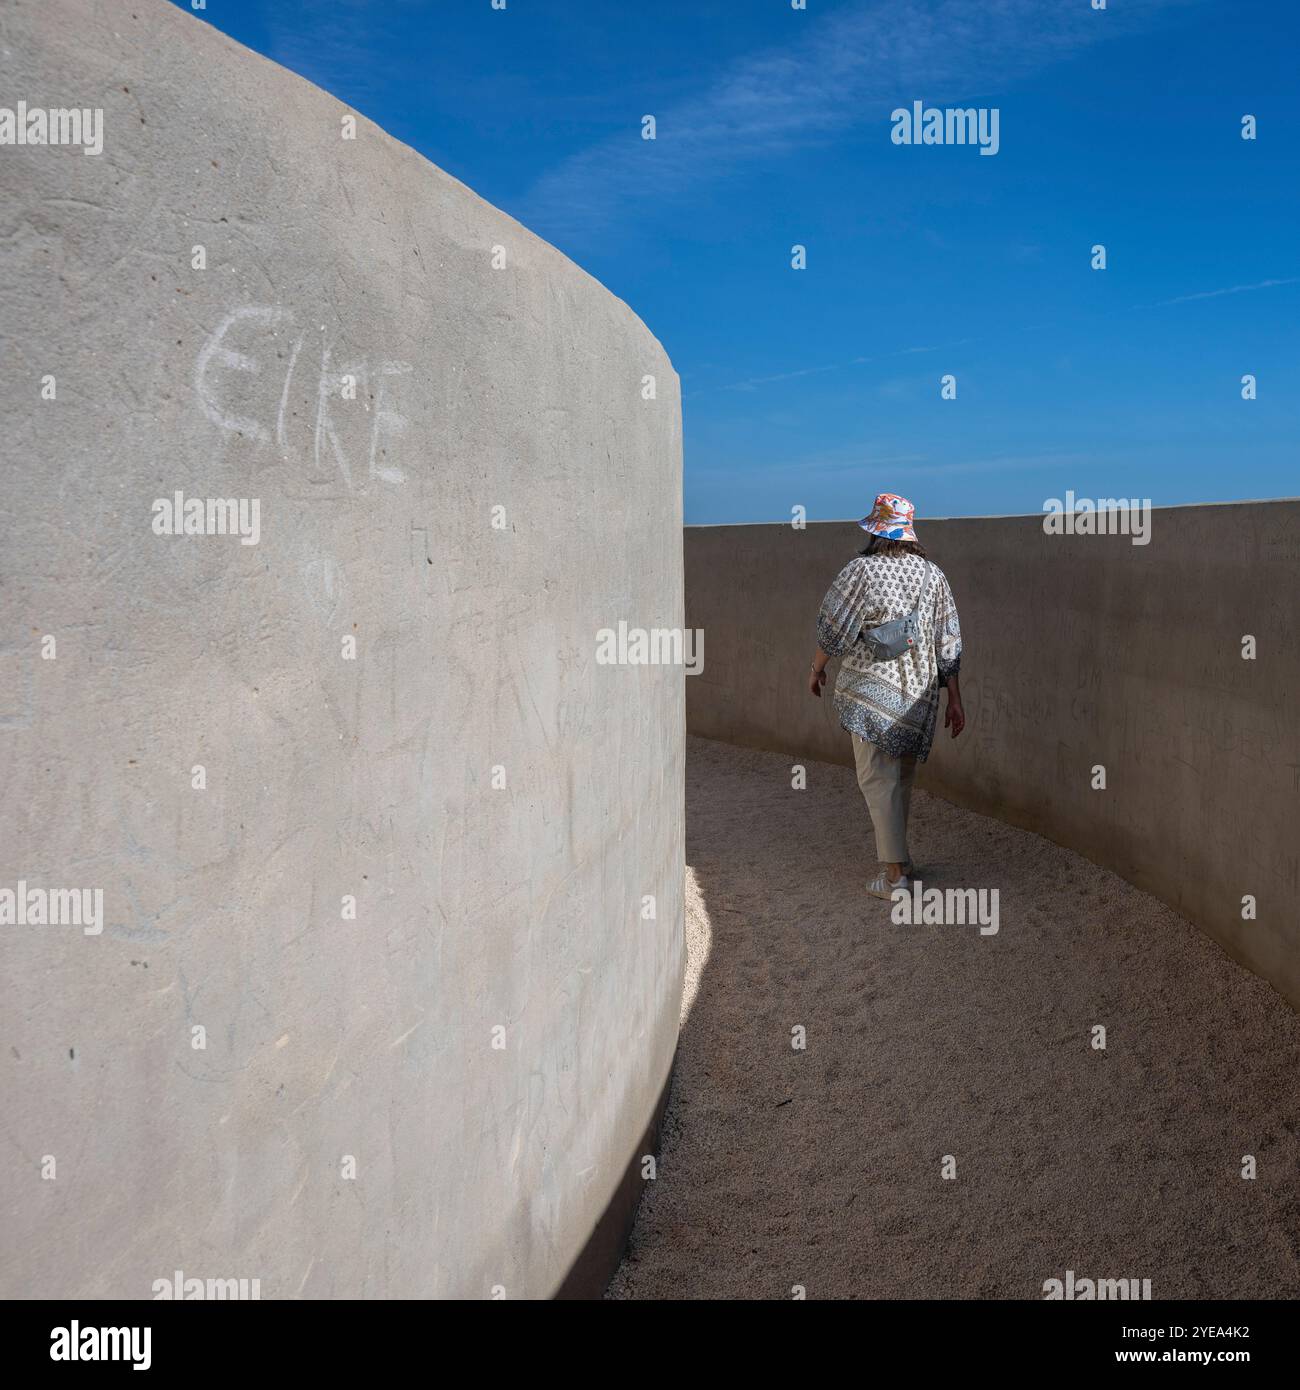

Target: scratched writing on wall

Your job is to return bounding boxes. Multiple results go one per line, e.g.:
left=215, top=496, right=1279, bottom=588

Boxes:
left=194, top=306, right=412, bottom=493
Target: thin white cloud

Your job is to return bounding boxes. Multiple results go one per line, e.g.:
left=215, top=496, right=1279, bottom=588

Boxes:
left=522, top=0, right=1192, bottom=242
left=1157, top=277, right=1300, bottom=306
left=685, top=275, right=1298, bottom=399
left=263, top=0, right=421, bottom=108
left=696, top=446, right=1086, bottom=480
left=687, top=342, right=958, bottom=398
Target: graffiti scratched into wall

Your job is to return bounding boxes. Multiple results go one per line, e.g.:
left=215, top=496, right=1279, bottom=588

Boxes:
left=194, top=306, right=413, bottom=494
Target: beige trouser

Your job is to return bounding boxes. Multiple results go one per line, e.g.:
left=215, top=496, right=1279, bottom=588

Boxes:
left=852, top=733, right=917, bottom=865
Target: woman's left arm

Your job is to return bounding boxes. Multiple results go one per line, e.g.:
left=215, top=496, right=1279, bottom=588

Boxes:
left=934, top=571, right=963, bottom=679
left=935, top=572, right=964, bottom=733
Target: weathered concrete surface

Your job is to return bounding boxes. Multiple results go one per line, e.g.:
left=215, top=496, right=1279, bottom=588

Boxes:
left=685, top=504, right=1300, bottom=1010
left=0, top=0, right=683, bottom=1298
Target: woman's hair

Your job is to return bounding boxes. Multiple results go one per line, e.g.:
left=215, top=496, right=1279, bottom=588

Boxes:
left=859, top=535, right=927, bottom=559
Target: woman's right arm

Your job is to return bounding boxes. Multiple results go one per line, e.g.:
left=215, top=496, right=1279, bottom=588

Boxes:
left=809, top=559, right=870, bottom=698
left=809, top=646, right=830, bottom=697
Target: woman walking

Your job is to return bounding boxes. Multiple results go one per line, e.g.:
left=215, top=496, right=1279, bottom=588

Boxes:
left=809, top=493, right=965, bottom=899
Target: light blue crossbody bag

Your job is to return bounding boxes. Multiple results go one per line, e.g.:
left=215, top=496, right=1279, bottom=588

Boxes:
left=861, top=560, right=935, bottom=662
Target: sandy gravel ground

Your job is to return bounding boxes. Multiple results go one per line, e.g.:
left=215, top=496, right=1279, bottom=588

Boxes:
left=607, top=736, right=1300, bottom=1300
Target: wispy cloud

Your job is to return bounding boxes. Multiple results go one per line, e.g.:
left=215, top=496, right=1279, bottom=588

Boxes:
left=882, top=451, right=1087, bottom=481
left=262, top=0, right=422, bottom=109
left=689, top=450, right=1084, bottom=506
left=522, top=0, right=1189, bottom=243
left=685, top=274, right=1297, bottom=399
left=690, top=451, right=928, bottom=480
left=686, top=342, right=959, bottom=399
left=1156, top=277, right=1300, bottom=306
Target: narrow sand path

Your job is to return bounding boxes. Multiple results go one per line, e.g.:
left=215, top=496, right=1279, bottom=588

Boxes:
left=608, top=736, right=1300, bottom=1300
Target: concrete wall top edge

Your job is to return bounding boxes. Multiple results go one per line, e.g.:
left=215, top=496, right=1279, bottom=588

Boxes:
left=686, top=498, right=1300, bottom=529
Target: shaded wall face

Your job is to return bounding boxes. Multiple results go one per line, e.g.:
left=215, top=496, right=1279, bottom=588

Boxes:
left=685, top=507, right=1300, bottom=1010
left=0, top=0, right=683, bottom=1297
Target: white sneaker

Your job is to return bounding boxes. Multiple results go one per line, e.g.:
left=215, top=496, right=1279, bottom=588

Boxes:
left=867, top=872, right=909, bottom=900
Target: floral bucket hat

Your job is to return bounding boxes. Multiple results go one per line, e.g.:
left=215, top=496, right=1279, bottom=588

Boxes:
left=858, top=491, right=917, bottom=541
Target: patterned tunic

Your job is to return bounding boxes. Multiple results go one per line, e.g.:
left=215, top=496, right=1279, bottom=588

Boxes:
left=816, top=552, right=963, bottom=761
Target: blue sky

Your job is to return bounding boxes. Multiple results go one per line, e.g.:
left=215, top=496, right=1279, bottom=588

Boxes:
left=173, top=0, right=1298, bottom=523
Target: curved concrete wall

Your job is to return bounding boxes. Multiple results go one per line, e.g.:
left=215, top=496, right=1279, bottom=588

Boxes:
left=0, top=0, right=683, bottom=1297
left=686, top=504, right=1300, bottom=1011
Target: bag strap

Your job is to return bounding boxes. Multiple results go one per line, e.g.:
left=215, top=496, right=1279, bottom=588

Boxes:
left=914, top=559, right=936, bottom=615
